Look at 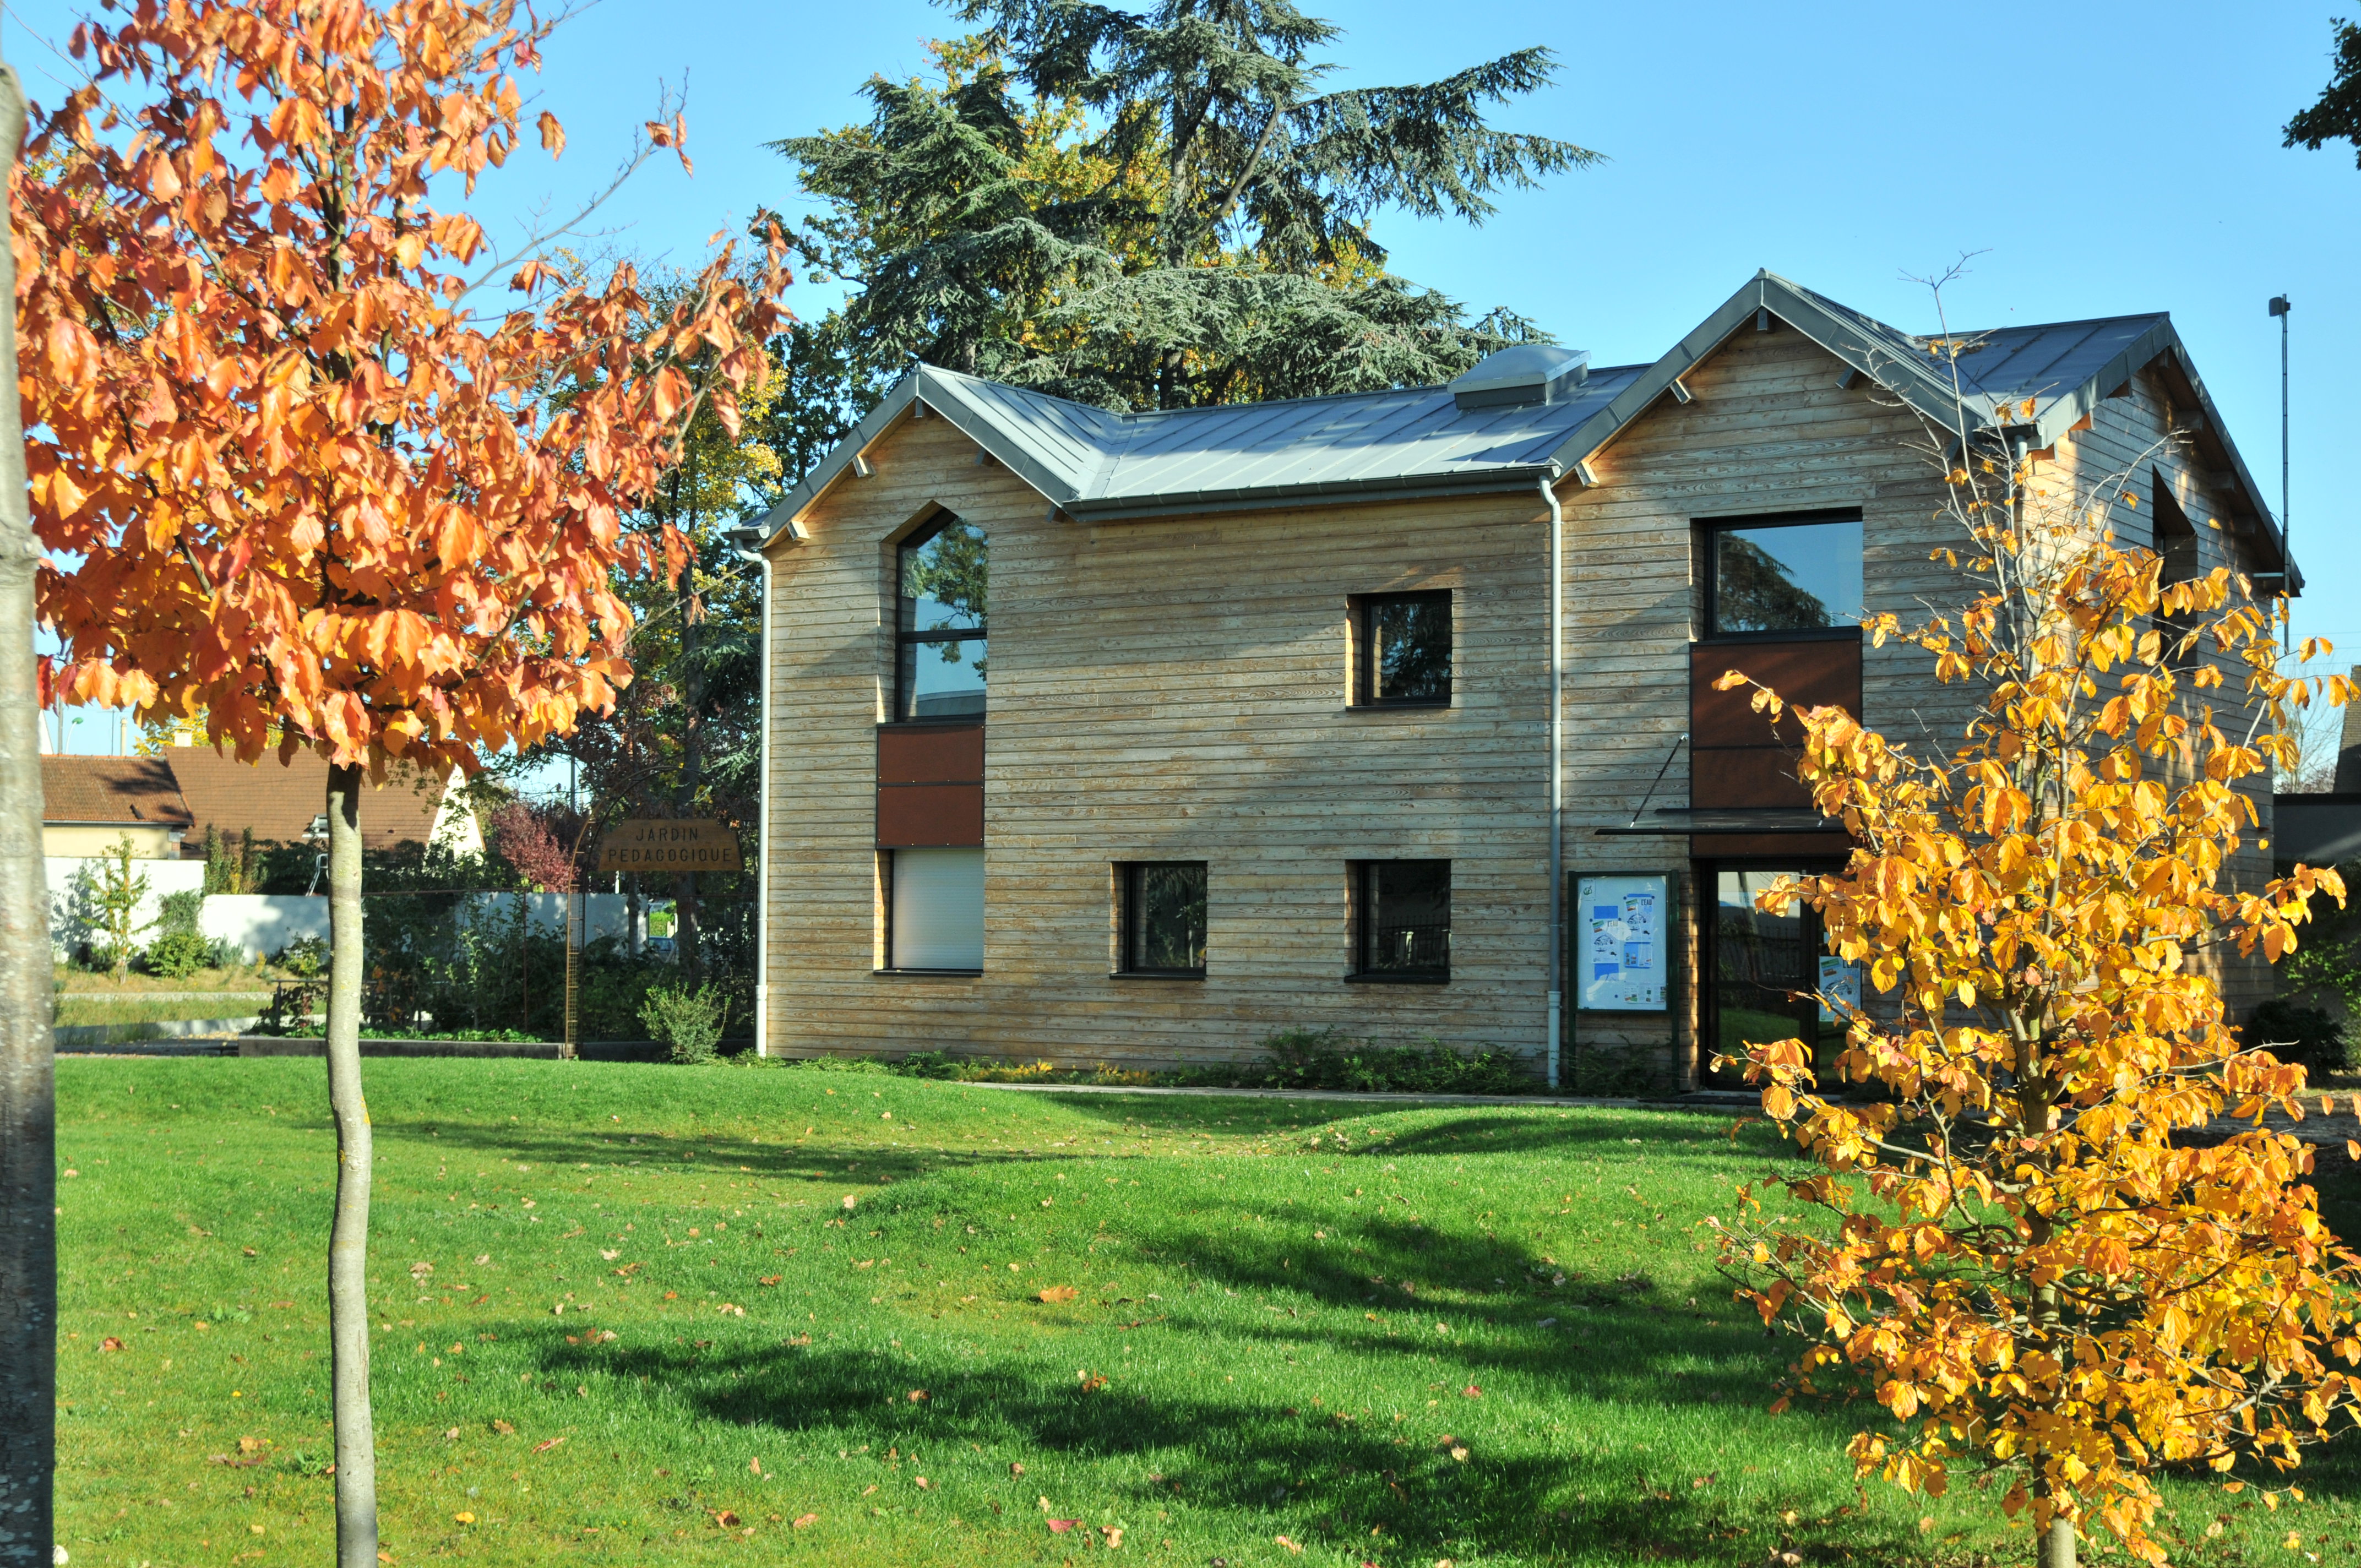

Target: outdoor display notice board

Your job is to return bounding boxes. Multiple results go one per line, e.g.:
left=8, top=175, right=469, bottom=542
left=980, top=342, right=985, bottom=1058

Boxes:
left=1575, top=872, right=1671, bottom=1012
left=596, top=819, right=743, bottom=874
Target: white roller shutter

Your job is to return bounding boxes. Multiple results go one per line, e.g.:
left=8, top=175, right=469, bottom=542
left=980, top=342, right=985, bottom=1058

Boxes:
left=890, top=848, right=984, bottom=970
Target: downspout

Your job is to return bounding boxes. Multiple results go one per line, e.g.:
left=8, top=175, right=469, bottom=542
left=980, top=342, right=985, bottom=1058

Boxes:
left=1541, top=470, right=1565, bottom=1090
left=733, top=530, right=775, bottom=1057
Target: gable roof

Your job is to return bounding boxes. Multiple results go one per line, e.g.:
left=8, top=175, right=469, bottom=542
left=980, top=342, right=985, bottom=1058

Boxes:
left=761, top=270, right=2291, bottom=581
left=41, top=756, right=193, bottom=830
left=166, top=750, right=446, bottom=855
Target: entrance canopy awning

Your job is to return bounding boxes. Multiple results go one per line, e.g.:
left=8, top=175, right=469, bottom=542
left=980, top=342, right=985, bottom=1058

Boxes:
left=1594, top=807, right=1842, bottom=836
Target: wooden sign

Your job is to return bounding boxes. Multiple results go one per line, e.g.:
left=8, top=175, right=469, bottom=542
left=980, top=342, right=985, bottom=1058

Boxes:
left=598, top=819, right=743, bottom=874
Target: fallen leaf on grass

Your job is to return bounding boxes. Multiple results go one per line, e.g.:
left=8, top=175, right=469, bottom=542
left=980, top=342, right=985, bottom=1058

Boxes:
left=713, top=1511, right=741, bottom=1528
left=1462, top=1385, right=1482, bottom=1399
left=453, top=1513, right=475, bottom=1525
left=862, top=1485, right=879, bottom=1497
left=759, top=1276, right=782, bottom=1287
left=1038, top=1286, right=1079, bottom=1303
left=1047, top=1520, right=1080, bottom=1534
left=1101, top=1526, right=1124, bottom=1548
left=1275, top=1535, right=1304, bottom=1553
left=491, top=1419, right=515, bottom=1436
left=914, top=1477, right=931, bottom=1489
left=792, top=1514, right=818, bottom=1529
left=442, top=1428, right=460, bottom=1441
left=532, top=1436, right=566, bottom=1454
left=600, top=1249, right=620, bottom=1261
left=99, top=1337, right=122, bottom=1353
left=908, top=1389, right=929, bottom=1402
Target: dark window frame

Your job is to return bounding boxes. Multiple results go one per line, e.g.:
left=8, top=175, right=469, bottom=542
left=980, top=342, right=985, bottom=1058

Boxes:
left=1697, top=508, right=1865, bottom=644
left=1350, top=858, right=1451, bottom=983
left=892, top=512, right=987, bottom=723
left=1351, top=590, right=1454, bottom=708
left=1114, top=861, right=1208, bottom=978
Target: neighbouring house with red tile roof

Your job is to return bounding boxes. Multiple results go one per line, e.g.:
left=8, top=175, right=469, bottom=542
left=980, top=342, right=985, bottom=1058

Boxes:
left=39, top=756, right=194, bottom=859
left=163, top=750, right=478, bottom=859
left=41, top=752, right=480, bottom=862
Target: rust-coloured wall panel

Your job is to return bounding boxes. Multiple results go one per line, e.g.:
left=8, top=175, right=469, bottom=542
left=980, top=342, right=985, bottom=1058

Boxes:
left=1689, top=637, right=1862, bottom=748
left=877, top=783, right=984, bottom=848
left=1690, top=748, right=1809, bottom=809
left=877, top=723, right=984, bottom=785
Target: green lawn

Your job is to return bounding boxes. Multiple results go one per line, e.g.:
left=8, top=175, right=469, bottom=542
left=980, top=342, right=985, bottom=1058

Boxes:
left=53, top=1059, right=2361, bottom=1566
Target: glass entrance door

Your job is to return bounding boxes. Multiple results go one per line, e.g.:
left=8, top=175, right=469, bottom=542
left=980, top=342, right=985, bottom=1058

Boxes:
left=1703, top=865, right=1846, bottom=1088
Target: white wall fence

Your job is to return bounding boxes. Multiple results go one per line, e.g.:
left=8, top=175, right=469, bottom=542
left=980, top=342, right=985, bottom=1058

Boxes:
left=43, top=854, right=630, bottom=963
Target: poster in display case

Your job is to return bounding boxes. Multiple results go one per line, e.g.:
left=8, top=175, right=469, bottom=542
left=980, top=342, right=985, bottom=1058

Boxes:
left=1575, top=872, right=1671, bottom=1012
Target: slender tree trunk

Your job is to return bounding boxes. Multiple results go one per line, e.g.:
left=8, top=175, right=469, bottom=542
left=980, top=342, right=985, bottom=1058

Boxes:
left=2037, top=1511, right=2076, bottom=1568
left=0, top=47, right=52, bottom=1568
left=324, top=762, right=378, bottom=1568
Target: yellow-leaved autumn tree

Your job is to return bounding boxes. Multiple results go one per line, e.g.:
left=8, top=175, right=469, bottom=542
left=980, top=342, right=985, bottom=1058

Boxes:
left=15, top=4, right=787, bottom=1564
left=1709, top=345, right=2359, bottom=1566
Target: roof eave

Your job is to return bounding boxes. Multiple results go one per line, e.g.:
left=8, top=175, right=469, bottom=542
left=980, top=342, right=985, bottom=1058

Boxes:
left=1538, top=273, right=1992, bottom=476
left=755, top=366, right=1090, bottom=547
left=1065, top=464, right=1562, bottom=523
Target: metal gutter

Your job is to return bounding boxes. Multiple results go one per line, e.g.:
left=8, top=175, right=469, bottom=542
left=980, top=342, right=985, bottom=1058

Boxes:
left=731, top=530, right=776, bottom=1055
left=1540, top=475, right=1564, bottom=1090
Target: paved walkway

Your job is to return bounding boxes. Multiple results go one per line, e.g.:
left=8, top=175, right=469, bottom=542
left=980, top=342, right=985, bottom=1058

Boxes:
left=957, top=1080, right=1760, bottom=1112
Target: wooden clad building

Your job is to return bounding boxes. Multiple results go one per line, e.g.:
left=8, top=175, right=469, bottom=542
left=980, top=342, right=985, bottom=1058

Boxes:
left=747, top=271, right=2295, bottom=1087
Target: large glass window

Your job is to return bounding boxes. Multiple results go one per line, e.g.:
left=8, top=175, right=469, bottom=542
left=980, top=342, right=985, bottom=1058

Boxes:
left=1704, top=514, right=1862, bottom=637
left=1118, top=862, right=1206, bottom=977
left=1354, top=860, right=1450, bottom=979
left=895, top=514, right=987, bottom=720
left=1354, top=591, right=1452, bottom=705
left=888, top=847, right=983, bottom=971
left=1704, top=865, right=1848, bottom=1087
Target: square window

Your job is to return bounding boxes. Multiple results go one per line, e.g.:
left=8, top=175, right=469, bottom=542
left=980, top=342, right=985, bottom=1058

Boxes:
left=1354, top=860, right=1450, bottom=979
left=1702, top=514, right=1862, bottom=638
left=1354, top=591, right=1451, bottom=705
left=1118, top=862, right=1206, bottom=976
left=887, top=847, right=983, bottom=971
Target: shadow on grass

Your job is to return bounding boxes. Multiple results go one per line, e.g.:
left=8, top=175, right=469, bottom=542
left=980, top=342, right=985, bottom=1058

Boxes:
left=514, top=1277, right=1905, bottom=1566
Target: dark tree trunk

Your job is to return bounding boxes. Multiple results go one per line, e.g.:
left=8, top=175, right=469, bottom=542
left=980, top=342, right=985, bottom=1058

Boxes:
left=0, top=45, right=51, bottom=1568
left=324, top=762, right=378, bottom=1567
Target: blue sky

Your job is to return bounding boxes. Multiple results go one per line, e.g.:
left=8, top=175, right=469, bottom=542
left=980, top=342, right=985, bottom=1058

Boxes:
left=14, top=0, right=2358, bottom=756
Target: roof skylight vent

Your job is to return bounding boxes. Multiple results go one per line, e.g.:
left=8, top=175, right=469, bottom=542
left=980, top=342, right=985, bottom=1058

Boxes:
left=1450, top=344, right=1590, bottom=411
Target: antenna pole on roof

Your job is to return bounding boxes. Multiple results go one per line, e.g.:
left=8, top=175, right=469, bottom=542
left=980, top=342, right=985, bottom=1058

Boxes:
left=2270, top=294, right=2291, bottom=658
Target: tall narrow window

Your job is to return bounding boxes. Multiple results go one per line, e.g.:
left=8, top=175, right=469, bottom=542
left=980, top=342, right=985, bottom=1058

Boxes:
left=1354, top=591, right=1452, bottom=706
left=1118, top=862, right=1207, bottom=977
left=2151, top=470, right=2200, bottom=587
left=1354, top=860, right=1450, bottom=979
left=887, top=847, right=983, bottom=971
left=1702, top=512, right=1863, bottom=637
left=895, top=514, right=987, bottom=720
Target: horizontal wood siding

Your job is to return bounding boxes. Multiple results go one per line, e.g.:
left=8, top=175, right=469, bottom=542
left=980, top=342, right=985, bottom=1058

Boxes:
left=2052, top=367, right=2280, bottom=1020
left=1561, top=324, right=1957, bottom=1077
left=760, top=319, right=2286, bottom=1076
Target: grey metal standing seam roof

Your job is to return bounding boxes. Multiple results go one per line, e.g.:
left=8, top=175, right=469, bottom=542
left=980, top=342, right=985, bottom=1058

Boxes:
left=762, top=269, right=2291, bottom=581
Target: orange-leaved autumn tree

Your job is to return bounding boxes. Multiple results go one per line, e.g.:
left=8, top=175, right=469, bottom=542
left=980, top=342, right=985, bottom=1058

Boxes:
left=1708, top=371, right=2359, bottom=1564
left=18, top=3, right=787, bottom=1563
